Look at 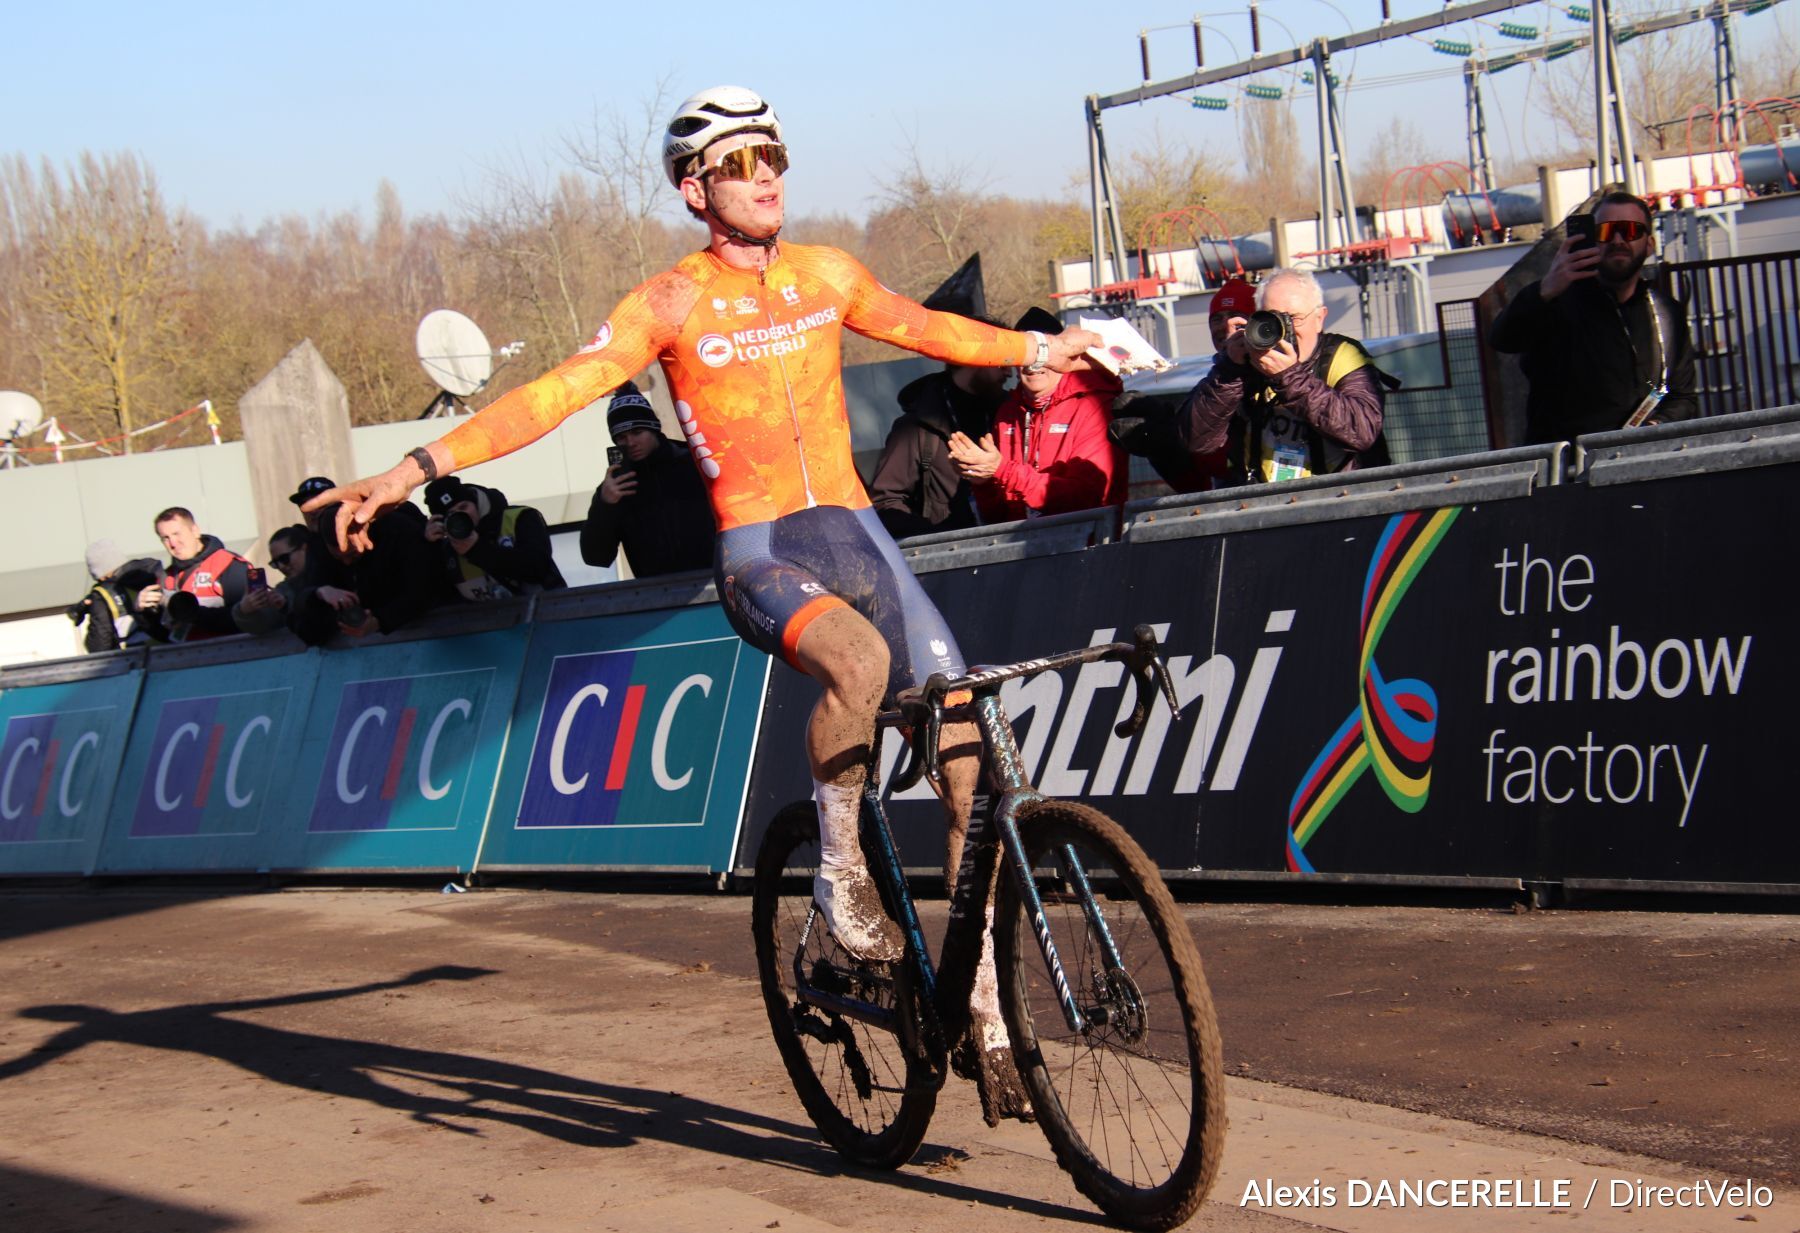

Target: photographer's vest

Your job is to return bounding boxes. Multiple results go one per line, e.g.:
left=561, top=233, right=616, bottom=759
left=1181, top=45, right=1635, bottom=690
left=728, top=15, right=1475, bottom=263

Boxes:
left=451, top=507, right=553, bottom=601
left=162, top=545, right=242, bottom=641
left=1233, top=334, right=1395, bottom=483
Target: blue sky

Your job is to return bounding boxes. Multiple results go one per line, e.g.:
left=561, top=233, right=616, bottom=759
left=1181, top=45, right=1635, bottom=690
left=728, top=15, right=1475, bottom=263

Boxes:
left=8, top=1, right=1793, bottom=231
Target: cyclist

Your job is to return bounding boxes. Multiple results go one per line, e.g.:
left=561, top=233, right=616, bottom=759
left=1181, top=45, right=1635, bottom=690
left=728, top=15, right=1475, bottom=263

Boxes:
left=310, top=86, right=1098, bottom=1123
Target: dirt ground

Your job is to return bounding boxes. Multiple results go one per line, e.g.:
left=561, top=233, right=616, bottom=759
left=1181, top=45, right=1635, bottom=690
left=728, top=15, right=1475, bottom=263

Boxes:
left=0, top=887, right=1795, bottom=1232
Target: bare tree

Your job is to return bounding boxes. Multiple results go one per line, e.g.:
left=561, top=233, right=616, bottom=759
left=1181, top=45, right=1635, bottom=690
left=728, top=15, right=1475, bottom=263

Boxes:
left=0, top=152, right=184, bottom=450
left=566, top=81, right=683, bottom=286
left=873, top=136, right=989, bottom=289
left=1237, top=97, right=1312, bottom=222
left=1533, top=4, right=1799, bottom=152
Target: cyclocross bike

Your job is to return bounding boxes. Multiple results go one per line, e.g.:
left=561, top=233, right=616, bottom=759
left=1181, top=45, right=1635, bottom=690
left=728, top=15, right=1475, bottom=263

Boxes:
left=752, top=626, right=1226, bottom=1230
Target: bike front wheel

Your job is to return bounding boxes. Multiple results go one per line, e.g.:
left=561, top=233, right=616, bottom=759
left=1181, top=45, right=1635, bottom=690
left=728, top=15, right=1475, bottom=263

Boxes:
left=995, top=802, right=1225, bottom=1230
left=751, top=802, right=937, bottom=1169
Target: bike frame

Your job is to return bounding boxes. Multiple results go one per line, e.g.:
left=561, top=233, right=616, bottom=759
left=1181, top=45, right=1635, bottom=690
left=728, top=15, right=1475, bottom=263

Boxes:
left=788, top=636, right=1165, bottom=1064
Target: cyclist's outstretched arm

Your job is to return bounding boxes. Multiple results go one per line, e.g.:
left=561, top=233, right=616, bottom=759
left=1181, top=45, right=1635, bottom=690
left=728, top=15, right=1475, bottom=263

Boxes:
left=307, top=275, right=685, bottom=549
left=824, top=250, right=1099, bottom=371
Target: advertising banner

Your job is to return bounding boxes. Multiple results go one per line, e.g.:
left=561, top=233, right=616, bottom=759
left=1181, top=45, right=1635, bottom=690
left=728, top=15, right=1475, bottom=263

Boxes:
left=739, top=468, right=1800, bottom=887
left=278, top=626, right=530, bottom=871
left=95, top=655, right=319, bottom=874
left=0, top=670, right=142, bottom=876
left=481, top=604, right=768, bottom=871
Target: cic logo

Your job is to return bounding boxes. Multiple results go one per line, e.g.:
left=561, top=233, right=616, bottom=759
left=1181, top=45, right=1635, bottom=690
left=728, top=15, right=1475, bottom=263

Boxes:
left=518, top=639, right=739, bottom=828
left=308, top=669, right=492, bottom=833
left=0, top=708, right=117, bottom=843
left=130, top=691, right=290, bottom=837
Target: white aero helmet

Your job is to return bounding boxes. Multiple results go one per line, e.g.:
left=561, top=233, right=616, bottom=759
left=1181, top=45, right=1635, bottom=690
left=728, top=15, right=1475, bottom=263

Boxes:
left=662, top=86, right=783, bottom=188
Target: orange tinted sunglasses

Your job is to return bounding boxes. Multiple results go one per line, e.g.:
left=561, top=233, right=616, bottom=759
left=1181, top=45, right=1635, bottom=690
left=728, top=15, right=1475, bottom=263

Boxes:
left=702, top=142, right=789, bottom=182
left=1597, top=219, right=1649, bottom=243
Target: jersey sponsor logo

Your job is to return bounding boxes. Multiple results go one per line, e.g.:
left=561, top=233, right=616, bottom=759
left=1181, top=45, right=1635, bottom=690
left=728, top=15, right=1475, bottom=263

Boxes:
left=578, top=321, right=614, bottom=354
left=308, top=670, right=493, bottom=832
left=711, top=297, right=729, bottom=314
left=697, top=333, right=734, bottom=368
left=929, top=639, right=949, bottom=658
left=722, top=574, right=777, bottom=637
left=780, top=285, right=801, bottom=305
left=0, top=707, right=118, bottom=843
left=517, top=638, right=740, bottom=828
left=724, top=306, right=839, bottom=362
left=733, top=296, right=758, bottom=315
left=675, top=401, right=721, bottom=479
left=130, top=690, right=292, bottom=837
left=799, top=581, right=827, bottom=597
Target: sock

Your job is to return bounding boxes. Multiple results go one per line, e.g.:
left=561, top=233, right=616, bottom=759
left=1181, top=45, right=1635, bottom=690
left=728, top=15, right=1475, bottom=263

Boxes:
left=813, top=777, right=862, bottom=871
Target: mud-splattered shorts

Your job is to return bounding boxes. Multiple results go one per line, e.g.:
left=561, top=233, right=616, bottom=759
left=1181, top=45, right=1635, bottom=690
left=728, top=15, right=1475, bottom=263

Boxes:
left=715, top=505, right=965, bottom=701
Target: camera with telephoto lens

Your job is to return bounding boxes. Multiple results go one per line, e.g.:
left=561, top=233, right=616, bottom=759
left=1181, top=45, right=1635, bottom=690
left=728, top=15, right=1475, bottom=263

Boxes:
left=1243, top=309, right=1296, bottom=353
left=443, top=510, right=477, bottom=540
left=165, top=591, right=200, bottom=623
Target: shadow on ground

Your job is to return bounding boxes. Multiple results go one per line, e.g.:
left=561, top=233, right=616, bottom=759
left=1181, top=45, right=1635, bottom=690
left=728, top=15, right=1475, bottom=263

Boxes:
left=0, top=1161, right=247, bottom=1233
left=0, top=963, right=1103, bottom=1224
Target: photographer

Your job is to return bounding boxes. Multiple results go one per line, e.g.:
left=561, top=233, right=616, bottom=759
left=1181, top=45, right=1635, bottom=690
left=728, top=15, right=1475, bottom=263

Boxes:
left=137, top=507, right=254, bottom=643
left=579, top=382, right=715, bottom=578
left=69, top=540, right=161, bottom=654
left=1488, top=191, right=1696, bottom=444
left=1177, top=267, right=1393, bottom=485
left=424, top=476, right=565, bottom=600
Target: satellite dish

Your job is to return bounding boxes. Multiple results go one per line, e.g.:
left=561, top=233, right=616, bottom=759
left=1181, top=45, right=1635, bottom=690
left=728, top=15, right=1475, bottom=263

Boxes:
left=417, top=309, right=494, bottom=398
left=0, top=390, right=44, bottom=435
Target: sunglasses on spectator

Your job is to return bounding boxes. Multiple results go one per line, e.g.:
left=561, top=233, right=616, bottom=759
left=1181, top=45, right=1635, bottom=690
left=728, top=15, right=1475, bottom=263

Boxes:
left=1597, top=219, right=1649, bottom=243
left=702, top=142, right=789, bottom=182
left=271, top=549, right=300, bottom=569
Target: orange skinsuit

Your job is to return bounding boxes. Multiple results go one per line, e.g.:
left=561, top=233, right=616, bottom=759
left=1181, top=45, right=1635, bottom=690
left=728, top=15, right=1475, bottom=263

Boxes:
left=439, top=244, right=1035, bottom=532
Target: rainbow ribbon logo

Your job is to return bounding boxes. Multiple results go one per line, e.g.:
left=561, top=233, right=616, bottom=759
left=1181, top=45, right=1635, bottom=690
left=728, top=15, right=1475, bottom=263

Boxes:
left=1287, top=507, right=1462, bottom=872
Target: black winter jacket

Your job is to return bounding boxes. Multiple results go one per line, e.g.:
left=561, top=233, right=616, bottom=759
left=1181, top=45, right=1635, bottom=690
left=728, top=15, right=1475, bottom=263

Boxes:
left=867, top=371, right=999, bottom=539
left=1488, top=277, right=1697, bottom=444
left=440, top=487, right=566, bottom=599
left=580, top=438, right=716, bottom=578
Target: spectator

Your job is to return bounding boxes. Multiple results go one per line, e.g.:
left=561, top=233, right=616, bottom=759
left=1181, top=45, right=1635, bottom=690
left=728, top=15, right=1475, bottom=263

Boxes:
left=867, top=345, right=1010, bottom=538
left=579, top=382, right=716, bottom=577
left=948, top=307, right=1125, bottom=523
left=1489, top=191, right=1696, bottom=443
left=1108, top=278, right=1254, bottom=494
left=68, top=539, right=161, bottom=654
left=230, top=525, right=352, bottom=637
left=137, top=507, right=254, bottom=643
left=1176, top=267, right=1393, bottom=485
left=294, top=503, right=447, bottom=642
left=423, top=477, right=566, bottom=600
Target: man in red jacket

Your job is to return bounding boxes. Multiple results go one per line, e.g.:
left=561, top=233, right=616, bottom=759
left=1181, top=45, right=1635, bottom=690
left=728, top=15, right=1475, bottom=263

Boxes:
left=947, top=307, right=1124, bottom=522
left=136, top=507, right=254, bottom=643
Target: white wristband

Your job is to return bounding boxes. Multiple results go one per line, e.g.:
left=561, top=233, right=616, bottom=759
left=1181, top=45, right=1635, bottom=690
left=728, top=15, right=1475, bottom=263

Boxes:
left=1025, top=330, right=1051, bottom=373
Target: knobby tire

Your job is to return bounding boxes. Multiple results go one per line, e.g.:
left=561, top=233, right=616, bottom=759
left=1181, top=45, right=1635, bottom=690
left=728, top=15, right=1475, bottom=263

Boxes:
left=751, top=802, right=936, bottom=1169
left=996, top=801, right=1225, bottom=1229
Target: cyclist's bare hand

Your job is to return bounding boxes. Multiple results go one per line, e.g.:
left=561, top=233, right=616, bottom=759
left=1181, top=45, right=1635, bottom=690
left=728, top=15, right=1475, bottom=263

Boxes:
left=1048, top=328, right=1103, bottom=372
left=304, top=446, right=440, bottom=554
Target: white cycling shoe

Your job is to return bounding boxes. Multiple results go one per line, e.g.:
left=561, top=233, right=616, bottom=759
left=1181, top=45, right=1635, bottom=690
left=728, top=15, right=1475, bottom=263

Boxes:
left=813, top=865, right=905, bottom=963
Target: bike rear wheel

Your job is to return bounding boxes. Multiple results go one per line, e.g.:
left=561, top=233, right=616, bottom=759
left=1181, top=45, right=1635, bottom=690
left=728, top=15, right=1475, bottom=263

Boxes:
left=751, top=802, right=937, bottom=1168
left=996, top=802, right=1225, bottom=1230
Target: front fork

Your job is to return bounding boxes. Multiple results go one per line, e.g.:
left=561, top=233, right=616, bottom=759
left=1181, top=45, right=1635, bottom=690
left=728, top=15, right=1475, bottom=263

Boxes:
left=974, top=695, right=1126, bottom=1037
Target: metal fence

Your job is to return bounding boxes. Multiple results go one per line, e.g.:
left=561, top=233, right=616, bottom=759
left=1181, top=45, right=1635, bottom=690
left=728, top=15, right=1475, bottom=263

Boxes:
left=1380, top=300, right=1495, bottom=462
left=1658, top=248, right=1800, bottom=418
